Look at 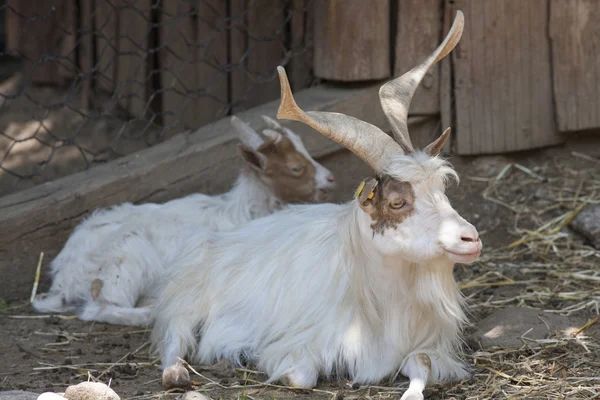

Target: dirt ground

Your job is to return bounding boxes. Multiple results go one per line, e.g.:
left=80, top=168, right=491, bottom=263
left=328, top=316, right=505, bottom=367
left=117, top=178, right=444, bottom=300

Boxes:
left=1, top=135, right=599, bottom=399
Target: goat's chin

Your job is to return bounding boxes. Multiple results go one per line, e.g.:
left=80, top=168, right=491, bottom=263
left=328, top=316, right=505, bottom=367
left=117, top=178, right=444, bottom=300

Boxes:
left=443, top=249, right=481, bottom=264
left=313, top=190, right=333, bottom=203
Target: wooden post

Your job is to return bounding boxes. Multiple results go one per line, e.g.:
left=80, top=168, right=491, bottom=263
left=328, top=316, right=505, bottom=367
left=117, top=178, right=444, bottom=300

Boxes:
left=289, top=0, right=314, bottom=92
left=550, top=0, right=600, bottom=133
left=116, top=0, right=152, bottom=118
left=394, top=0, right=444, bottom=150
left=231, top=0, right=286, bottom=113
left=79, top=0, right=94, bottom=110
left=313, top=0, right=390, bottom=82
left=159, top=0, right=228, bottom=134
left=5, top=0, right=76, bottom=86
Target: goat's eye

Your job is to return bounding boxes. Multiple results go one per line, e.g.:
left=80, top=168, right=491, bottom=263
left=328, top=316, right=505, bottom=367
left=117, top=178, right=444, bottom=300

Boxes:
left=291, top=165, right=305, bottom=175
left=390, top=200, right=405, bottom=209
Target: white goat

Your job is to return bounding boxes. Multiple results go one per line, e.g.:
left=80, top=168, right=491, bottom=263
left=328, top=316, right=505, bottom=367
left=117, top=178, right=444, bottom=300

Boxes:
left=151, top=12, right=480, bottom=400
left=32, top=115, right=335, bottom=327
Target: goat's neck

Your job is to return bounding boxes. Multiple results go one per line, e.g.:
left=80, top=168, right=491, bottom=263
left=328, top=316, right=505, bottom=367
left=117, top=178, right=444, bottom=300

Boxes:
left=224, top=168, right=285, bottom=222
left=345, top=203, right=465, bottom=332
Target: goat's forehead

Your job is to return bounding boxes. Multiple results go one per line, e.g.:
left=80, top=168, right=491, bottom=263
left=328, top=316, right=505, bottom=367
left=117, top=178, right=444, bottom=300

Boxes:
left=384, top=153, right=457, bottom=189
left=282, top=129, right=313, bottom=160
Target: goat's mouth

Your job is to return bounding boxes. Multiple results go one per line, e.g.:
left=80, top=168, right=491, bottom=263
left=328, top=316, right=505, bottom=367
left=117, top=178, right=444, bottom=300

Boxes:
left=443, top=243, right=482, bottom=264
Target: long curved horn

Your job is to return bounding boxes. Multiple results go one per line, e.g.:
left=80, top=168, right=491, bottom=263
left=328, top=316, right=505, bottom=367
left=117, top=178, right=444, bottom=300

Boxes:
left=276, top=66, right=403, bottom=173
left=379, top=10, right=464, bottom=152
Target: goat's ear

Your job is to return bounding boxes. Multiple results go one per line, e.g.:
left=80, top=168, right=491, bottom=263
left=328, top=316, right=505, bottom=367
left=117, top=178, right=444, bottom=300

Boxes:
left=231, top=116, right=264, bottom=150
left=238, top=144, right=268, bottom=172
left=356, top=178, right=379, bottom=213
left=424, top=127, right=451, bottom=157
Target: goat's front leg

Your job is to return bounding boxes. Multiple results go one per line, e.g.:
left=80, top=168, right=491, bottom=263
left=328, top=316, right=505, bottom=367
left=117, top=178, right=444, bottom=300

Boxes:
left=400, top=353, right=431, bottom=400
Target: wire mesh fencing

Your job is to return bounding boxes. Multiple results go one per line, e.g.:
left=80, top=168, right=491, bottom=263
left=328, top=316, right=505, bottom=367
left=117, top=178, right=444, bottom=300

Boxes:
left=0, top=0, right=315, bottom=198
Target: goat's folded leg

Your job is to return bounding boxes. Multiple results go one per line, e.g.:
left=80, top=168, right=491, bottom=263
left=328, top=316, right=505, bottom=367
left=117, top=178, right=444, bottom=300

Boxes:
left=78, top=301, right=153, bottom=327
left=399, top=353, right=431, bottom=400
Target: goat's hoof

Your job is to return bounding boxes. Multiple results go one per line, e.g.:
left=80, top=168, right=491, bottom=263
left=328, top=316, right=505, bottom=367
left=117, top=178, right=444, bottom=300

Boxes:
left=162, top=361, right=191, bottom=390
left=400, top=390, right=424, bottom=400
left=280, top=368, right=317, bottom=389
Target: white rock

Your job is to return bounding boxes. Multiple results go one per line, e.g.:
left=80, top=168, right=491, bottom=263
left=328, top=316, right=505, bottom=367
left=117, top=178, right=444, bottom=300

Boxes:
left=64, top=382, right=119, bottom=400
left=37, top=394, right=65, bottom=400
left=180, top=392, right=210, bottom=400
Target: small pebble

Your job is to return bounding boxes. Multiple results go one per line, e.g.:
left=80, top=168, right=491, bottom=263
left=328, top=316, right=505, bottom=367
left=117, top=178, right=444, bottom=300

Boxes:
left=64, top=382, right=120, bottom=400
left=351, top=383, right=360, bottom=390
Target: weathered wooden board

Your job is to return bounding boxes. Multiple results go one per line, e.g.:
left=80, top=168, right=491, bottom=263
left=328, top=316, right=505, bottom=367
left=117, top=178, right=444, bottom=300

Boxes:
left=159, top=0, right=228, bottom=133
left=79, top=0, right=94, bottom=109
left=116, top=0, right=152, bottom=117
left=439, top=0, right=454, bottom=153
left=313, top=0, right=390, bottom=81
left=231, top=0, right=285, bottom=112
left=0, top=81, right=391, bottom=300
left=289, top=0, right=315, bottom=91
left=95, top=0, right=119, bottom=94
left=394, top=0, right=442, bottom=115
left=550, top=0, right=600, bottom=133
left=5, top=0, right=76, bottom=85
left=452, top=0, right=562, bottom=155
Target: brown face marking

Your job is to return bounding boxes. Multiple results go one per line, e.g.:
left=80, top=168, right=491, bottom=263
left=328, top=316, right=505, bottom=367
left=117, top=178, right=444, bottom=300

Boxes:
left=239, top=135, right=317, bottom=203
left=358, top=175, right=415, bottom=235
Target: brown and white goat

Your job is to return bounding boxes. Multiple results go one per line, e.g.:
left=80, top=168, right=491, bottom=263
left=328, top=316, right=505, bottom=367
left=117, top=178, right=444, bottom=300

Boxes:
left=32, top=116, right=335, bottom=327
left=151, top=11, right=480, bottom=400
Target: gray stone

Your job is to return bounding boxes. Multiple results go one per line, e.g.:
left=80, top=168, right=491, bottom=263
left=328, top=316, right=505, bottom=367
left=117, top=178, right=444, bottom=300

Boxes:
left=64, top=382, right=119, bottom=400
left=0, top=391, right=39, bottom=400
left=468, top=307, right=584, bottom=349
left=571, top=204, right=600, bottom=249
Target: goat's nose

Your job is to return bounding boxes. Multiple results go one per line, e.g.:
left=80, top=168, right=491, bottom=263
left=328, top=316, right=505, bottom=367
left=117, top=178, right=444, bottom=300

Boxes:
left=460, top=228, right=479, bottom=243
left=326, top=174, right=335, bottom=183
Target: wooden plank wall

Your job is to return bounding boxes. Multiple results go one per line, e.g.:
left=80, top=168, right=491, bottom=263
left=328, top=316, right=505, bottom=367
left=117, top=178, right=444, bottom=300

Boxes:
left=4, top=0, right=600, bottom=156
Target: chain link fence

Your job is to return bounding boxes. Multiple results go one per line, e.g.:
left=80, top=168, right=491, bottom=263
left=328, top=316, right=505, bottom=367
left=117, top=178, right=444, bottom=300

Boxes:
left=0, top=0, right=315, bottom=198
